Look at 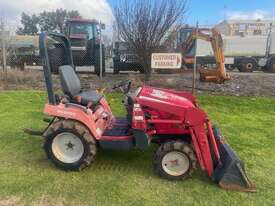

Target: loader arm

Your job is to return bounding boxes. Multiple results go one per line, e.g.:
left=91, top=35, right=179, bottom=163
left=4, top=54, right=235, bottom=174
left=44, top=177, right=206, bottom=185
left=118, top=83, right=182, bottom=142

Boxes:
left=181, top=28, right=230, bottom=83
left=136, top=88, right=255, bottom=192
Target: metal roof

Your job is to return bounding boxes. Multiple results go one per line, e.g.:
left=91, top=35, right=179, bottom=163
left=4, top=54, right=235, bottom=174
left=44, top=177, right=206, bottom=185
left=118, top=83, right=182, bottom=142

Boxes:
left=9, top=35, right=38, bottom=48
left=218, top=19, right=275, bottom=25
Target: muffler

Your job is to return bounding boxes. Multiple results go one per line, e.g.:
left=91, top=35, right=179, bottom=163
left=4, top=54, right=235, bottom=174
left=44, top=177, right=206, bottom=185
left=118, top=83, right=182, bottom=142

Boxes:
left=212, top=127, right=256, bottom=192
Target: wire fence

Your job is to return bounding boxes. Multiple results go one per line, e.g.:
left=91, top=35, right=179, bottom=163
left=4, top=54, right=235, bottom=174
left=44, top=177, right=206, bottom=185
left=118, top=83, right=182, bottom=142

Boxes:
left=1, top=22, right=275, bottom=81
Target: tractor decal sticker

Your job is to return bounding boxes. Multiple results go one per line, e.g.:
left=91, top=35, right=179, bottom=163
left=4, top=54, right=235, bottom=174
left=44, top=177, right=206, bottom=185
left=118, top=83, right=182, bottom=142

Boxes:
left=151, top=89, right=169, bottom=100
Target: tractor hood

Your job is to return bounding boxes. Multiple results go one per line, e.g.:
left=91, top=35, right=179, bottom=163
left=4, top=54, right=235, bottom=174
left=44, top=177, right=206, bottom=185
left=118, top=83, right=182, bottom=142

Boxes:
left=137, top=86, right=195, bottom=109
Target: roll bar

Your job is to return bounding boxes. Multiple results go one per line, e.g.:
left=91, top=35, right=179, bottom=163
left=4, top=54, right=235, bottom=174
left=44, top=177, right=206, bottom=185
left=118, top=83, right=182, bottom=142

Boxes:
left=39, top=32, right=74, bottom=105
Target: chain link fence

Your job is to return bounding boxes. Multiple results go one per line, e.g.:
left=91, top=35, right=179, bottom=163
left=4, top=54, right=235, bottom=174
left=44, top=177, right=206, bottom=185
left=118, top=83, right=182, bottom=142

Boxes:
left=2, top=22, right=275, bottom=84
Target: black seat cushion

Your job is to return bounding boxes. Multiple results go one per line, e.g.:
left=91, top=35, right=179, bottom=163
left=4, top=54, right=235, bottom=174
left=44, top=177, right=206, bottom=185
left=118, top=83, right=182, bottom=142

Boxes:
left=59, top=65, right=81, bottom=98
left=77, top=91, right=103, bottom=105
left=59, top=65, right=102, bottom=105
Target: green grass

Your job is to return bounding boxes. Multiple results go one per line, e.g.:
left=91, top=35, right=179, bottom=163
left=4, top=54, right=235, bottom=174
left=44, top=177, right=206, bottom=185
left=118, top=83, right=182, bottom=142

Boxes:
left=0, top=91, right=275, bottom=205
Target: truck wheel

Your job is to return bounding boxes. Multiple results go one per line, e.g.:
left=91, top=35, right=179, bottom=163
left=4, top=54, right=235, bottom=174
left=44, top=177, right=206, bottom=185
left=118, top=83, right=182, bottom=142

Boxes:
left=94, top=46, right=106, bottom=76
left=240, top=59, right=256, bottom=72
left=153, top=141, right=196, bottom=181
left=113, top=62, right=120, bottom=74
left=19, top=62, right=25, bottom=71
left=268, top=59, right=275, bottom=73
left=225, top=65, right=235, bottom=71
left=44, top=120, right=97, bottom=171
left=139, top=67, right=145, bottom=74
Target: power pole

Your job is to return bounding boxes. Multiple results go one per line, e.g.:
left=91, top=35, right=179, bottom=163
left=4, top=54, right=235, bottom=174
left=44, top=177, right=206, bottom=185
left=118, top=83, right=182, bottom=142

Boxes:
left=192, top=22, right=198, bottom=95
left=99, top=20, right=103, bottom=80
left=0, top=17, right=7, bottom=80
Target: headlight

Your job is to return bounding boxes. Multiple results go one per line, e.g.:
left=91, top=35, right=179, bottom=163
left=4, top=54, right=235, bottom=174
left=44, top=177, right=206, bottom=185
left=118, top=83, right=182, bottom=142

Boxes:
left=120, top=54, right=127, bottom=62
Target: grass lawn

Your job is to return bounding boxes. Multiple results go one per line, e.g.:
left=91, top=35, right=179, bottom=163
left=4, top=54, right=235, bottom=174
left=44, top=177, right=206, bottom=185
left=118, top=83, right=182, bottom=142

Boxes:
left=0, top=91, right=275, bottom=205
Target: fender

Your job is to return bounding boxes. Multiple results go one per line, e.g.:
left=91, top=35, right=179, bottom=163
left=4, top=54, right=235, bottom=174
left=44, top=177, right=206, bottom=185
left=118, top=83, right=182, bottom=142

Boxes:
left=43, top=103, right=109, bottom=140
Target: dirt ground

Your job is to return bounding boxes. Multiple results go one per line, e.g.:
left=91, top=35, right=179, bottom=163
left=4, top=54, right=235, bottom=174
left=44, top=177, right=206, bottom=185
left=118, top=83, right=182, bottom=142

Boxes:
left=1, top=69, right=275, bottom=97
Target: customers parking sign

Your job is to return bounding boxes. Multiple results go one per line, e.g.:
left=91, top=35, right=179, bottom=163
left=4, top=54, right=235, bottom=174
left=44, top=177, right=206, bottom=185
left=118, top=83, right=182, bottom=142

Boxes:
left=151, top=53, right=182, bottom=69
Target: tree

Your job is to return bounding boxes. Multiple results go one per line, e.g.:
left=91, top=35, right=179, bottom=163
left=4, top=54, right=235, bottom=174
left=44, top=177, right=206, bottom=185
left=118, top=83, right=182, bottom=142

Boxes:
left=16, top=13, right=39, bottom=35
left=114, top=0, right=187, bottom=80
left=39, top=11, right=57, bottom=32
left=17, top=9, right=81, bottom=35
left=40, top=9, right=81, bottom=33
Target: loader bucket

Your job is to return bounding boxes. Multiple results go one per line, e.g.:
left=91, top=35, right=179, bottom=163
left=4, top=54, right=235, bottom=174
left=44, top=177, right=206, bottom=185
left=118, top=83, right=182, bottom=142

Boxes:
left=212, top=127, right=256, bottom=192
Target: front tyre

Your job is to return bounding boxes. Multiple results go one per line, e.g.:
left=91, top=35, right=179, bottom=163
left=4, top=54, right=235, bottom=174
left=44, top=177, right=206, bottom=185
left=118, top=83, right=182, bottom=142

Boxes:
left=44, top=120, right=97, bottom=171
left=153, top=141, right=196, bottom=181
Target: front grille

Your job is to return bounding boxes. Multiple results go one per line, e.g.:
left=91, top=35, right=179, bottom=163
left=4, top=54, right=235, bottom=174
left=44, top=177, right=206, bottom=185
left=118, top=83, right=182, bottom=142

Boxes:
left=120, top=54, right=139, bottom=63
left=70, top=39, right=86, bottom=47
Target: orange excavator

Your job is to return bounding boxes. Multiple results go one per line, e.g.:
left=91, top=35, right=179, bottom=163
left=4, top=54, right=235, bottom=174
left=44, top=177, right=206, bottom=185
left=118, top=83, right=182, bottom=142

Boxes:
left=181, top=27, right=230, bottom=83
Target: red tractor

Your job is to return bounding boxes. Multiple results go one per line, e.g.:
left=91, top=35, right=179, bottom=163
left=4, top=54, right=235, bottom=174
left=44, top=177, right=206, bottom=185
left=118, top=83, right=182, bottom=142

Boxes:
left=31, top=32, right=255, bottom=192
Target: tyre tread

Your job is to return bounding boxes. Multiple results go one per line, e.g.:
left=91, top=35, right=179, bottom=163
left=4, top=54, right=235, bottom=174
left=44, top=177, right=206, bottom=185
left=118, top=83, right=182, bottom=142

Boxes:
left=44, top=120, right=97, bottom=171
left=153, top=141, right=197, bottom=181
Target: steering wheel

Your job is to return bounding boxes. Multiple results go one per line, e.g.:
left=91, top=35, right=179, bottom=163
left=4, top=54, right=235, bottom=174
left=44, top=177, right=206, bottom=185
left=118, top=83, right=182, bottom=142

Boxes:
left=112, top=80, right=132, bottom=94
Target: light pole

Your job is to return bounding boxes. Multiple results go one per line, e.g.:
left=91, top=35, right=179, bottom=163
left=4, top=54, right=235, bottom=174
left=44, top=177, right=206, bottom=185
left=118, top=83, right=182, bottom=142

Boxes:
left=0, top=18, right=7, bottom=76
left=192, top=21, right=198, bottom=95
left=99, top=21, right=103, bottom=80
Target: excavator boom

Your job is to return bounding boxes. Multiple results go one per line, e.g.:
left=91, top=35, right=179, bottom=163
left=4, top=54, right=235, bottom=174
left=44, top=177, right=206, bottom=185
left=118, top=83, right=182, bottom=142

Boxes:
left=181, top=28, right=230, bottom=83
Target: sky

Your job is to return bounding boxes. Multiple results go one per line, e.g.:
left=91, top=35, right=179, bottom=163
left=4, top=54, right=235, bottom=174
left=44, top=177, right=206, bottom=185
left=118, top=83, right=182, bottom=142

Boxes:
left=1, top=0, right=275, bottom=29
left=108, top=0, right=275, bottom=26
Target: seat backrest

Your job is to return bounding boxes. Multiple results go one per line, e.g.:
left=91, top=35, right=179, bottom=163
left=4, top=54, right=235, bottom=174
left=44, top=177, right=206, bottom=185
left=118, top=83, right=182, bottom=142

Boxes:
left=59, top=65, right=81, bottom=98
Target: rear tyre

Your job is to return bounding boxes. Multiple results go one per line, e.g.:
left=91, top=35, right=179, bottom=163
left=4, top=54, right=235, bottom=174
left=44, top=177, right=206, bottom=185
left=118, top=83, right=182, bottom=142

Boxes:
left=239, top=59, right=256, bottom=72
left=153, top=141, right=196, bottom=181
left=44, top=120, right=97, bottom=171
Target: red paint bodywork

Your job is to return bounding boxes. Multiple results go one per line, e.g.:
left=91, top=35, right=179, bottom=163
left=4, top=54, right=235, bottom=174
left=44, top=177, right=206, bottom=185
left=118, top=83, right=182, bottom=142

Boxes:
left=43, top=85, right=221, bottom=177
left=44, top=99, right=113, bottom=140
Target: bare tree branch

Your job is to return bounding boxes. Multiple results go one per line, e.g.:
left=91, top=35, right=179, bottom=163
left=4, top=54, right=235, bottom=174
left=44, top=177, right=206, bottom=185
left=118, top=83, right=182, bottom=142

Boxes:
left=114, top=0, right=187, bottom=80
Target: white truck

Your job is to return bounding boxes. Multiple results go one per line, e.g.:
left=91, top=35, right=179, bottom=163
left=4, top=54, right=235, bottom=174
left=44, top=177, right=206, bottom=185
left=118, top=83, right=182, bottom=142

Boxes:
left=195, top=30, right=275, bottom=72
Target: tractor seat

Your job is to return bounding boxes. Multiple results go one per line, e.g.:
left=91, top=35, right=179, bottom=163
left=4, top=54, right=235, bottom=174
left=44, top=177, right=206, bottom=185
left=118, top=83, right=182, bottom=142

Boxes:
left=59, top=65, right=103, bottom=105
left=77, top=91, right=102, bottom=105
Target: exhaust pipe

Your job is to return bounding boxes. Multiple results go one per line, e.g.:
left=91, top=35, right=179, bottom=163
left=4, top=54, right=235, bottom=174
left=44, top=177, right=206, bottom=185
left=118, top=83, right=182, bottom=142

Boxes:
left=212, top=127, right=256, bottom=192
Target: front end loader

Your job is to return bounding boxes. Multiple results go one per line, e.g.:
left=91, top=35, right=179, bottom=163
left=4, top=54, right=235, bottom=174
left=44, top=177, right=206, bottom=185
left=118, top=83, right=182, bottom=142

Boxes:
left=26, top=32, right=255, bottom=192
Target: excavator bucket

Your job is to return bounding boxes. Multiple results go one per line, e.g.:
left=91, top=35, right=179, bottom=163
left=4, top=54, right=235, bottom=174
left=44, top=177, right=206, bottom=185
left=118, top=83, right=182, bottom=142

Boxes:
left=212, top=127, right=256, bottom=192
left=199, top=67, right=230, bottom=84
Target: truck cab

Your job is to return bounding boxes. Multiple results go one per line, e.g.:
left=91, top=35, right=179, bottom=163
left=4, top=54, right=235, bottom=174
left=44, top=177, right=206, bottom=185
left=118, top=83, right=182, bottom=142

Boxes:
left=112, top=41, right=143, bottom=74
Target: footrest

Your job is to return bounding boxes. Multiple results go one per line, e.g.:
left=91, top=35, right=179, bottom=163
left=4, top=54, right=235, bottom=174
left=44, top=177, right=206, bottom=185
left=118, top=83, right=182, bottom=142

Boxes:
left=113, top=117, right=130, bottom=126
left=103, top=125, right=132, bottom=137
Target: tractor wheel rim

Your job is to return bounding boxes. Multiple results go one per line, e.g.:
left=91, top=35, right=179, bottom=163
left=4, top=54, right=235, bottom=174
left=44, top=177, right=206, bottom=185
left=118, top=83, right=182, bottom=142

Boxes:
left=52, top=132, right=84, bottom=164
left=162, top=151, right=190, bottom=176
